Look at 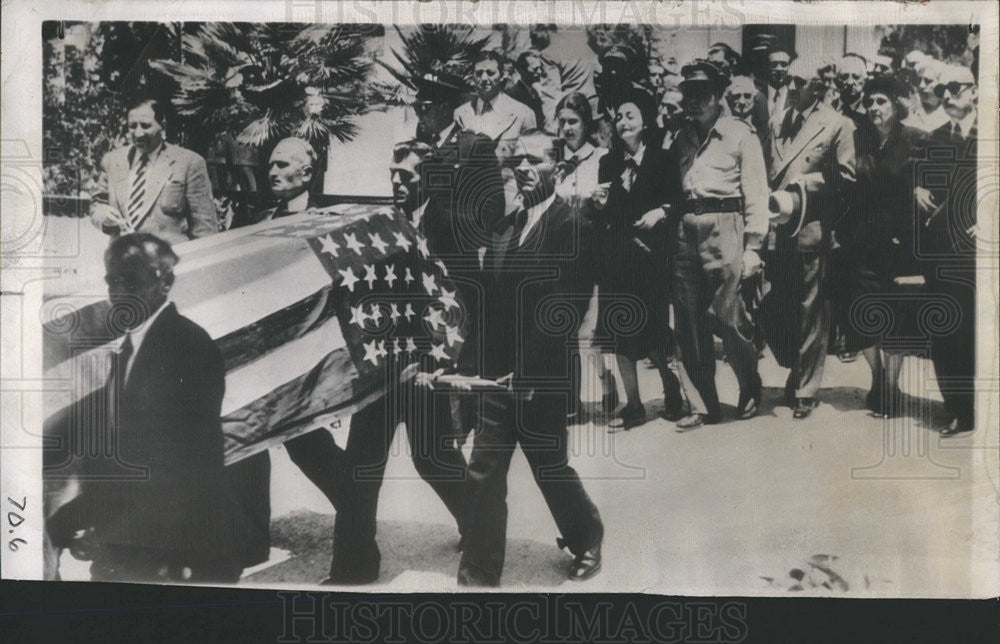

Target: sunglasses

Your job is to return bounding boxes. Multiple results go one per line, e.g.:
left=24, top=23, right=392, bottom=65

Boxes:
left=934, top=81, right=974, bottom=98
left=862, top=95, right=891, bottom=108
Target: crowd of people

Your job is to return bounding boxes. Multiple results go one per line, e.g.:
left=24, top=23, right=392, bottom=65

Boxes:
left=58, top=25, right=980, bottom=587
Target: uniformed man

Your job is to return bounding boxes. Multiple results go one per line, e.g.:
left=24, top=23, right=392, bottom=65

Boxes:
left=666, top=60, right=770, bottom=430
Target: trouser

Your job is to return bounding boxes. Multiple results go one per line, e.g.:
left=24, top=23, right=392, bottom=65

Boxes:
left=923, top=261, right=976, bottom=425
left=673, top=211, right=758, bottom=416
left=322, top=386, right=472, bottom=579
left=90, top=544, right=240, bottom=584
left=764, top=249, right=830, bottom=398
left=458, top=392, right=603, bottom=586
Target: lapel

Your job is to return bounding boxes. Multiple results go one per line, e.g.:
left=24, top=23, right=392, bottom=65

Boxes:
left=122, top=303, right=178, bottom=398
left=771, top=106, right=828, bottom=181
left=110, top=149, right=132, bottom=215
left=139, top=144, right=179, bottom=219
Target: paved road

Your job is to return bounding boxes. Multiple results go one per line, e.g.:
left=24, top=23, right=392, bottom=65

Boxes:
left=250, top=351, right=998, bottom=596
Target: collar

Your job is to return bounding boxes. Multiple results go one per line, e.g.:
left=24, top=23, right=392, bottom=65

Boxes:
left=520, top=191, right=557, bottom=245
left=953, top=109, right=977, bottom=138
left=474, top=93, right=505, bottom=115
left=129, top=141, right=164, bottom=166
left=624, top=141, right=646, bottom=166
left=285, top=190, right=311, bottom=215
left=567, top=142, right=596, bottom=162
left=435, top=121, right=458, bottom=146
left=794, top=101, right=820, bottom=123
left=410, top=198, right=430, bottom=229
left=122, top=298, right=171, bottom=378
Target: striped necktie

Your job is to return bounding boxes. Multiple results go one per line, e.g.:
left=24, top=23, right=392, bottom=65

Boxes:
left=127, top=153, right=150, bottom=231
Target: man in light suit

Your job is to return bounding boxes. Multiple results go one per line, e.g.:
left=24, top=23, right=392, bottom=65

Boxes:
left=91, top=99, right=219, bottom=244
left=763, top=59, right=857, bottom=419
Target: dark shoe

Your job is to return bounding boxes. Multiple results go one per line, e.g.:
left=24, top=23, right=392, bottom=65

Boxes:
left=608, top=402, right=645, bottom=431
left=660, top=399, right=686, bottom=422
left=568, top=544, right=602, bottom=582
left=865, top=383, right=882, bottom=413
left=938, top=417, right=974, bottom=437
left=837, top=351, right=858, bottom=363
left=737, top=374, right=762, bottom=420
left=792, top=397, right=819, bottom=419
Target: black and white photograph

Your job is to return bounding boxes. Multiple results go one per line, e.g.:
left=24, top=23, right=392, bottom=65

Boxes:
left=2, top=0, right=998, bottom=606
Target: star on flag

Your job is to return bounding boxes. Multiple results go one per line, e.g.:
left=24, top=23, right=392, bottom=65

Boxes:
left=319, top=234, right=340, bottom=257
left=344, top=232, right=366, bottom=255
left=422, top=271, right=438, bottom=295
left=384, top=264, right=397, bottom=287
left=393, top=232, right=412, bottom=252
left=369, top=232, right=389, bottom=254
left=424, top=306, right=444, bottom=329
left=445, top=325, right=463, bottom=347
left=404, top=267, right=415, bottom=286
left=429, top=343, right=450, bottom=362
left=363, top=339, right=381, bottom=366
left=438, top=287, right=459, bottom=311
left=338, top=267, right=360, bottom=292
left=363, top=264, right=378, bottom=288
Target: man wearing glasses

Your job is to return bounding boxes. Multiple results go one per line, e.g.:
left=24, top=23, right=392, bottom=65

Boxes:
left=763, top=58, right=857, bottom=420
left=914, top=64, right=978, bottom=437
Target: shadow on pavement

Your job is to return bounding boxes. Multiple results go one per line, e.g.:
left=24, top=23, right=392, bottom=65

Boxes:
left=243, top=511, right=572, bottom=587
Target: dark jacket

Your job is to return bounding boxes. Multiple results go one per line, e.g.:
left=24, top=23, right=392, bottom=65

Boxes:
left=482, top=196, right=593, bottom=382
left=421, top=126, right=506, bottom=267
left=82, top=304, right=232, bottom=558
left=506, top=80, right=546, bottom=132
left=915, top=118, right=978, bottom=258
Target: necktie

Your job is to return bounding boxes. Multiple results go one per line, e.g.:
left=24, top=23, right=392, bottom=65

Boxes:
left=950, top=123, right=963, bottom=144
left=127, top=153, right=149, bottom=231
left=108, top=333, right=133, bottom=427
left=787, top=112, right=804, bottom=142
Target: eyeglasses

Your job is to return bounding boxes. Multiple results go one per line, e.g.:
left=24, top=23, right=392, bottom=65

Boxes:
left=862, top=95, right=890, bottom=108
left=728, top=92, right=754, bottom=101
left=933, top=81, right=974, bottom=98
left=918, top=75, right=938, bottom=88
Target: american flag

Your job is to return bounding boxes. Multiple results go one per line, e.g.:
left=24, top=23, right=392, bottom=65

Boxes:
left=42, top=203, right=466, bottom=465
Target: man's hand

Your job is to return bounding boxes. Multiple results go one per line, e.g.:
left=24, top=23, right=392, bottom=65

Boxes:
left=634, top=206, right=667, bottom=230
left=93, top=203, right=127, bottom=231
left=591, top=182, right=611, bottom=210
left=914, top=186, right=937, bottom=216
left=414, top=368, right=445, bottom=390
left=742, top=249, right=764, bottom=278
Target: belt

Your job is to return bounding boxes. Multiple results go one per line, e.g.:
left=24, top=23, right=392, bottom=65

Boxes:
left=682, top=196, right=744, bottom=215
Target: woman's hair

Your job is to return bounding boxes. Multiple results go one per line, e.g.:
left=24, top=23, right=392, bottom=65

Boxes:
left=555, top=92, right=595, bottom=130
left=611, top=87, right=659, bottom=146
left=864, top=74, right=909, bottom=120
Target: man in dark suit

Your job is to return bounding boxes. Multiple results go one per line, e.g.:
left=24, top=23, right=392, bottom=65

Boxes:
left=91, top=99, right=219, bottom=244
left=507, top=51, right=548, bottom=132
left=458, top=132, right=603, bottom=586
left=52, top=233, right=237, bottom=582
left=914, top=65, right=978, bottom=436
left=763, top=59, right=857, bottom=419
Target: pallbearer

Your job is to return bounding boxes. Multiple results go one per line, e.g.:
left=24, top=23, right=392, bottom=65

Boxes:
left=668, top=60, right=770, bottom=430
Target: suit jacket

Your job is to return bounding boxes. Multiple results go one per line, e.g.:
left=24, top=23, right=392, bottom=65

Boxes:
left=421, top=126, right=505, bottom=266
left=81, top=304, right=231, bottom=557
left=915, top=118, right=978, bottom=258
left=481, top=196, right=593, bottom=383
left=767, top=103, right=857, bottom=252
left=91, top=143, right=219, bottom=244
left=506, top=80, right=547, bottom=133
left=240, top=193, right=340, bottom=228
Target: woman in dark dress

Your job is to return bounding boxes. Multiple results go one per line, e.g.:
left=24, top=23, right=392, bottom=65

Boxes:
left=842, top=75, right=922, bottom=417
left=591, top=88, right=683, bottom=429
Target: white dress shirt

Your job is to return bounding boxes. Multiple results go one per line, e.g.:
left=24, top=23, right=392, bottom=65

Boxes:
left=121, top=297, right=171, bottom=382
